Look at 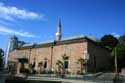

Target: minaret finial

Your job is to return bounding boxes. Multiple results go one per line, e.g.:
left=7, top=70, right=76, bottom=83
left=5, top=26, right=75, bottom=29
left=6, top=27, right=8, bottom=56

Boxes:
left=58, top=19, right=61, bottom=28
left=56, top=19, right=62, bottom=41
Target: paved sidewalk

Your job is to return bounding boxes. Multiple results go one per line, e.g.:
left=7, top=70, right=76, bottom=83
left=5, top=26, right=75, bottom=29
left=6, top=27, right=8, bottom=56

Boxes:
left=27, top=76, right=113, bottom=83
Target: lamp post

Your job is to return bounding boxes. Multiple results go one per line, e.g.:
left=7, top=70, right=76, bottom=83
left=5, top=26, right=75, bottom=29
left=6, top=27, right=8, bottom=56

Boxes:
left=29, top=47, right=32, bottom=64
left=50, top=41, right=56, bottom=72
left=29, top=44, right=36, bottom=64
left=28, top=43, right=36, bottom=74
left=50, top=46, right=53, bottom=71
left=114, top=47, right=118, bottom=83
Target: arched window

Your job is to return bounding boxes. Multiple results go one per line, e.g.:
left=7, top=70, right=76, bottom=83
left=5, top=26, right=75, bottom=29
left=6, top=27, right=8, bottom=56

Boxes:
left=64, top=60, right=69, bottom=69
left=63, top=55, right=69, bottom=69
left=44, top=58, right=48, bottom=69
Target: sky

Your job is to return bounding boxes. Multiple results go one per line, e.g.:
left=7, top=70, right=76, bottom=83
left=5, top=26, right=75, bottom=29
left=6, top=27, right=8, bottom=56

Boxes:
left=0, top=0, right=125, bottom=51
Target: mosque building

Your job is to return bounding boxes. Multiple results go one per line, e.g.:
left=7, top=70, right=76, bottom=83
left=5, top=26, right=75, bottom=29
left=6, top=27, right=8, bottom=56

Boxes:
left=8, top=21, right=112, bottom=74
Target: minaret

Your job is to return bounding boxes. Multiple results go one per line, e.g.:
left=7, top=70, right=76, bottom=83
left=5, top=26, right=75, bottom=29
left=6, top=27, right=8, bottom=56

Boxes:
left=56, top=20, right=62, bottom=41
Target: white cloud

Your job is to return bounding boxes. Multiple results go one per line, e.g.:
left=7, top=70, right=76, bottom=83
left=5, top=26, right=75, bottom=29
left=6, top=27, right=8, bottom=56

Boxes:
left=0, top=25, right=40, bottom=38
left=0, top=2, right=45, bottom=21
left=111, top=32, right=120, bottom=38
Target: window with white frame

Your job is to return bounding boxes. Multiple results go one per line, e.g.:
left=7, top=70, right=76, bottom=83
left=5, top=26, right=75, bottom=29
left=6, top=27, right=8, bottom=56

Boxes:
left=44, top=59, right=48, bottom=69
left=64, top=60, right=69, bottom=69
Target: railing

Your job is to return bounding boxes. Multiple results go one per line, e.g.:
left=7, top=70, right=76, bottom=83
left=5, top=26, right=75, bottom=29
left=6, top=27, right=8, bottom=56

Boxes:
left=1, top=71, right=125, bottom=83
left=27, top=73, right=125, bottom=83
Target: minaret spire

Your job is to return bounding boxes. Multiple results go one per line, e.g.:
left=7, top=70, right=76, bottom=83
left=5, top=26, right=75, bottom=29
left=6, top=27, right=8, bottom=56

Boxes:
left=56, top=19, right=62, bottom=41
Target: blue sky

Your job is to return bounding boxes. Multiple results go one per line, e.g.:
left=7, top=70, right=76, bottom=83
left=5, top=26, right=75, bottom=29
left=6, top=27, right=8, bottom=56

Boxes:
left=0, top=0, right=125, bottom=50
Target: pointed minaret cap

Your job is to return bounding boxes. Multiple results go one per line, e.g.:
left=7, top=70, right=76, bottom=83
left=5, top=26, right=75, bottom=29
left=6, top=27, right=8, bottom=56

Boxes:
left=58, top=19, right=61, bottom=29
left=56, top=19, right=62, bottom=41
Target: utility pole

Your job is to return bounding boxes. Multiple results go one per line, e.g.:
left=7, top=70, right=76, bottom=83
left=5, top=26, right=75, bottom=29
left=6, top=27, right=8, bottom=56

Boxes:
left=29, top=47, right=32, bottom=64
left=114, top=47, right=118, bottom=83
left=50, top=46, right=53, bottom=71
left=50, top=41, right=56, bottom=72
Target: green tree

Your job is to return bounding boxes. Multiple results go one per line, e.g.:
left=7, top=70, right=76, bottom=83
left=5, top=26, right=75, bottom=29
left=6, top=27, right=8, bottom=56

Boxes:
left=112, top=45, right=125, bottom=71
left=77, top=58, right=87, bottom=74
left=117, top=45, right=125, bottom=71
left=38, top=61, right=43, bottom=73
left=101, top=34, right=118, bottom=50
left=119, top=34, right=125, bottom=45
left=111, top=34, right=125, bottom=71
left=56, top=60, right=63, bottom=73
left=0, top=49, right=4, bottom=70
left=62, top=54, right=69, bottom=70
left=62, top=54, right=69, bottom=60
left=38, top=61, right=43, bottom=67
left=56, top=54, right=69, bottom=74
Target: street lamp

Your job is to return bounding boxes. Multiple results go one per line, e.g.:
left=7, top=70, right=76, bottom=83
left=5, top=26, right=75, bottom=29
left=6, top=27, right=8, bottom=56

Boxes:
left=50, top=40, right=56, bottom=72
left=28, top=43, right=36, bottom=72
left=29, top=43, right=36, bottom=64
left=29, top=47, right=32, bottom=64
left=114, top=47, right=118, bottom=82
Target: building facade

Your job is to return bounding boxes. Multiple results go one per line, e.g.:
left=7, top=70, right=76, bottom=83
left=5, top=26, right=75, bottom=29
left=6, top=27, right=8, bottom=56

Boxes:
left=8, top=21, right=112, bottom=74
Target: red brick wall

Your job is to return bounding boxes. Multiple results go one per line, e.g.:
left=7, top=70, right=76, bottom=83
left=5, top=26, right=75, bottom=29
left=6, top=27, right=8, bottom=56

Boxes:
left=52, top=42, right=87, bottom=74
left=9, top=39, right=111, bottom=74
left=9, top=41, right=88, bottom=74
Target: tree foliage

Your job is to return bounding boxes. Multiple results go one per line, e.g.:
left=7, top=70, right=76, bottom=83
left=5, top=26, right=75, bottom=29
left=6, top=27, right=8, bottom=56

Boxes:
left=0, top=48, right=4, bottom=70
left=101, top=34, right=118, bottom=50
left=62, top=54, right=69, bottom=60
left=38, top=61, right=43, bottom=67
left=119, top=34, right=125, bottom=45
left=56, top=60, right=63, bottom=73
left=111, top=34, right=125, bottom=71
left=77, top=58, right=87, bottom=74
left=77, top=58, right=87, bottom=65
left=116, top=34, right=125, bottom=70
